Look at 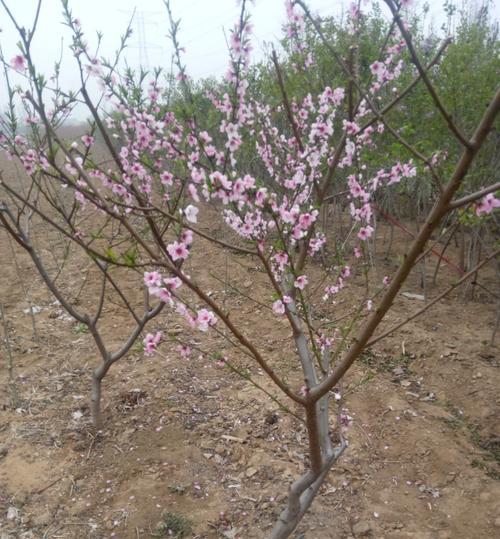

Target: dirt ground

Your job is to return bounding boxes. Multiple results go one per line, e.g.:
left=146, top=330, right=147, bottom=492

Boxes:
left=0, top=197, right=499, bottom=539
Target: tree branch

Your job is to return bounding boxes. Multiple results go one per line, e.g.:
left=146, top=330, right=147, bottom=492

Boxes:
left=448, top=182, right=500, bottom=211
left=382, top=0, right=471, bottom=148
left=309, top=86, right=500, bottom=402
left=367, top=248, right=500, bottom=347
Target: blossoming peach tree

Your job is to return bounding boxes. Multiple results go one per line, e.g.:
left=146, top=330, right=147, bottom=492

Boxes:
left=1, top=0, right=499, bottom=536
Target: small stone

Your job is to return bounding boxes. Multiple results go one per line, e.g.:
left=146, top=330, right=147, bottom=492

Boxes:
left=0, top=445, right=8, bottom=458
left=494, top=517, right=500, bottom=528
left=353, top=521, right=372, bottom=536
left=245, top=467, right=258, bottom=478
left=265, top=412, right=279, bottom=425
left=479, top=492, right=491, bottom=502
left=6, top=507, right=19, bottom=520
left=401, top=292, right=425, bottom=301
left=200, top=440, right=213, bottom=450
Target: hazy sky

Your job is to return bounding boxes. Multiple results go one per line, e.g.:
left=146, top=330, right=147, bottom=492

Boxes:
left=0, top=0, right=346, bottom=103
left=0, top=0, right=499, bottom=114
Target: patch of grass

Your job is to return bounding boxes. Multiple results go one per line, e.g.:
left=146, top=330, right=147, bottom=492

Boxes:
left=476, top=435, right=500, bottom=464
left=470, top=426, right=498, bottom=461
left=164, top=396, right=179, bottom=407
left=441, top=402, right=466, bottom=430
left=487, top=468, right=500, bottom=480
left=442, top=416, right=466, bottom=430
left=153, top=511, right=193, bottom=538
left=471, top=458, right=500, bottom=481
left=168, top=484, right=187, bottom=495
left=359, top=350, right=377, bottom=368
left=133, top=340, right=144, bottom=353
left=211, top=351, right=224, bottom=362
left=441, top=406, right=500, bottom=481
left=72, top=322, right=88, bottom=334
left=471, top=458, right=486, bottom=470
left=469, top=426, right=500, bottom=480
left=359, top=350, right=414, bottom=374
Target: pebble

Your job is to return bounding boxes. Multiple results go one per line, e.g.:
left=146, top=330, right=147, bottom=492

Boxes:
left=245, top=467, right=258, bottom=478
left=6, top=507, right=19, bottom=520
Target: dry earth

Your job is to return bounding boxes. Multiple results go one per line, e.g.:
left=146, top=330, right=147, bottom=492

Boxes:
left=0, top=198, right=499, bottom=539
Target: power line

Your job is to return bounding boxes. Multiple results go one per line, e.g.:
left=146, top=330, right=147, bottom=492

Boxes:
left=118, top=8, right=166, bottom=71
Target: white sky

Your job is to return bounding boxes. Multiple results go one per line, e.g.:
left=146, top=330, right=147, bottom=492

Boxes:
left=0, top=0, right=499, bottom=116
left=0, top=0, right=347, bottom=80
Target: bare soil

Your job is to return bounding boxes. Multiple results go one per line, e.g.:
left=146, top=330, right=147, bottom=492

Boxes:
left=1, top=200, right=499, bottom=539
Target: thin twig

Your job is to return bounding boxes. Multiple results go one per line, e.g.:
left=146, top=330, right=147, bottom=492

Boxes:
left=367, top=249, right=499, bottom=347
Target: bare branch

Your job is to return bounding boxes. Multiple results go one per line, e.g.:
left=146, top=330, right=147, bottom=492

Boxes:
left=271, top=48, right=305, bottom=154
left=448, top=181, right=500, bottom=211
left=382, top=0, right=471, bottom=148
left=310, top=86, right=500, bottom=402
left=367, top=248, right=500, bottom=347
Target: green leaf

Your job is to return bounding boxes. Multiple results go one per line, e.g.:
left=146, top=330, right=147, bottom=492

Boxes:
left=122, top=246, right=139, bottom=267
left=106, top=247, right=119, bottom=263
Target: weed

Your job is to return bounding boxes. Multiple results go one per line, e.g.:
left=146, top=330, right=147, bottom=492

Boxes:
left=153, top=511, right=193, bottom=538
left=471, top=458, right=486, bottom=470
left=442, top=416, right=466, bottom=430
left=442, top=409, right=500, bottom=480
left=168, top=484, right=187, bottom=495
left=471, top=458, right=500, bottom=480
left=72, top=322, right=88, bottom=334
left=469, top=425, right=500, bottom=479
left=211, top=351, right=224, bottom=362
left=133, top=340, right=144, bottom=353
left=360, top=350, right=414, bottom=374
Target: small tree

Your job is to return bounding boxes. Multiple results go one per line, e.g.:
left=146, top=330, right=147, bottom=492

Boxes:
left=0, top=198, right=165, bottom=429
left=0, top=0, right=498, bottom=536
left=0, top=4, right=164, bottom=429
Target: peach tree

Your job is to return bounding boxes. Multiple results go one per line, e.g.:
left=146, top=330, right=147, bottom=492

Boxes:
left=0, top=0, right=499, bottom=536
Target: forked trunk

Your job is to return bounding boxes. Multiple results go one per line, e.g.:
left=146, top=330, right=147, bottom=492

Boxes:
left=269, top=444, right=346, bottom=539
left=89, top=358, right=114, bottom=430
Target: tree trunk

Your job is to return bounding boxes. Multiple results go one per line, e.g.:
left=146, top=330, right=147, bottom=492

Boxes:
left=269, top=444, right=346, bottom=539
left=90, top=369, right=104, bottom=431
left=89, top=357, right=114, bottom=430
